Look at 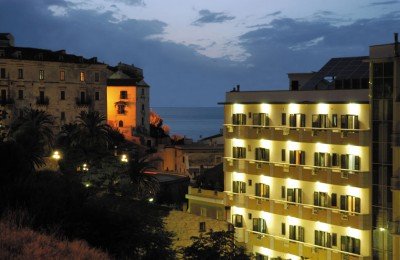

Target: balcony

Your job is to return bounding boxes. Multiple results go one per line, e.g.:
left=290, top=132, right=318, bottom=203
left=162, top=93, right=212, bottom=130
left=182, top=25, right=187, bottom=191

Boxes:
left=247, top=230, right=367, bottom=260
left=36, top=96, right=49, bottom=106
left=76, top=97, right=92, bottom=107
left=185, top=186, right=226, bottom=205
left=0, top=97, right=14, bottom=106
left=224, top=157, right=371, bottom=188
left=224, top=124, right=370, bottom=146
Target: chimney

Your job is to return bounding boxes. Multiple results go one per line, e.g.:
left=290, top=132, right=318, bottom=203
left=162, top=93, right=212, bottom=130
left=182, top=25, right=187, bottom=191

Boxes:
left=236, top=84, right=240, bottom=92
left=395, top=32, right=399, bottom=57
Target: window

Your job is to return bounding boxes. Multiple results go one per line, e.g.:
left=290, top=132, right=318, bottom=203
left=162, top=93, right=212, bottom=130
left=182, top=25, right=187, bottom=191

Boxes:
left=332, top=153, right=339, bottom=167
left=60, top=112, right=65, bottom=121
left=200, top=208, right=207, bottom=217
left=232, top=181, right=246, bottom=193
left=340, top=195, right=361, bottom=213
left=287, top=188, right=302, bottom=203
left=340, top=154, right=361, bottom=170
left=232, top=214, right=243, bottom=227
left=341, top=114, right=359, bottom=129
left=312, top=114, right=328, bottom=128
left=118, top=120, right=124, bottom=127
left=281, top=149, right=286, bottom=161
left=253, top=113, right=269, bottom=126
left=142, top=104, right=145, bottom=111
left=18, top=89, right=23, bottom=100
left=1, top=89, right=6, bottom=100
left=281, top=113, right=286, bottom=125
left=95, top=91, right=99, bottom=101
left=289, top=150, right=306, bottom=165
left=314, top=152, right=331, bottom=167
left=255, top=183, right=270, bottom=198
left=315, top=230, right=332, bottom=248
left=291, top=80, right=299, bottom=90
left=313, top=191, right=328, bottom=207
left=94, top=72, right=99, bottom=82
left=331, top=193, right=337, bottom=207
left=18, top=68, right=23, bottom=79
left=255, top=147, right=270, bottom=161
left=141, top=117, right=144, bottom=125
left=60, top=90, right=65, bottom=100
left=80, top=71, right=85, bottom=82
left=332, top=114, right=338, bottom=127
left=141, top=88, right=145, bottom=96
left=232, top=147, right=246, bottom=158
left=199, top=222, right=206, bottom=232
left=289, top=225, right=305, bottom=242
left=60, top=71, right=65, bottom=81
left=39, top=90, right=45, bottom=100
left=120, top=90, right=128, bottom=99
left=232, top=113, right=246, bottom=125
left=341, top=236, right=361, bottom=254
left=253, top=218, right=267, bottom=233
left=248, top=179, right=252, bottom=186
left=281, top=223, right=286, bottom=235
left=117, top=104, right=126, bottom=114
left=281, top=186, right=286, bottom=198
left=39, top=70, right=44, bottom=80
left=80, top=91, right=86, bottom=102
left=1, top=68, right=6, bottom=78
left=289, top=113, right=306, bottom=127
left=248, top=213, right=252, bottom=219
left=332, top=233, right=337, bottom=247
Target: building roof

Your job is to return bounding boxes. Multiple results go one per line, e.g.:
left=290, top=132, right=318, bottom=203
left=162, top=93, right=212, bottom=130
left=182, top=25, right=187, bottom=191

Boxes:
left=0, top=46, right=102, bottom=64
left=107, top=63, right=148, bottom=87
left=301, top=56, right=369, bottom=90
left=199, top=133, right=223, bottom=141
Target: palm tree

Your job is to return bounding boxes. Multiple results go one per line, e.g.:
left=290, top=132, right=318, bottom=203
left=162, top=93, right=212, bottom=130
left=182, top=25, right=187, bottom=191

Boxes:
left=75, top=111, right=111, bottom=155
left=8, top=108, right=54, bottom=168
left=124, top=155, right=160, bottom=200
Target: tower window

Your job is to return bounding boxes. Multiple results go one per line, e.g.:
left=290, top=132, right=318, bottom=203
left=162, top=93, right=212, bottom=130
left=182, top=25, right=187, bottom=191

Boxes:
left=118, top=120, right=124, bottom=127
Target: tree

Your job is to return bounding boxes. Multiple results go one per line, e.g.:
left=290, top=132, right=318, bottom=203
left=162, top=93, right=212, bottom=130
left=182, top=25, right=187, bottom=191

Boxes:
left=123, top=155, right=160, bottom=200
left=181, top=230, right=251, bottom=260
left=8, top=108, right=54, bottom=168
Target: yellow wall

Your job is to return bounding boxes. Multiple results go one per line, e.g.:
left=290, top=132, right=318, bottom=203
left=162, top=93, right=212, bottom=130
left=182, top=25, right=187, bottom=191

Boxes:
left=107, top=86, right=137, bottom=140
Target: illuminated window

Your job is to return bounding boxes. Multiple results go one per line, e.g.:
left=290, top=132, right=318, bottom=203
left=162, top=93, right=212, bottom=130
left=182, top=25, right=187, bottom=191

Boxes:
left=253, top=218, right=267, bottom=233
left=253, top=113, right=269, bottom=126
left=255, top=147, right=270, bottom=161
left=60, top=71, right=65, bottom=81
left=39, top=70, right=44, bottom=80
left=289, top=225, right=305, bottom=242
left=232, top=214, right=243, bottom=227
left=313, top=191, right=328, bottom=207
left=232, top=147, right=246, bottom=158
left=289, top=150, right=305, bottom=165
left=232, top=181, right=246, bottom=193
left=312, top=114, right=328, bottom=128
left=315, top=230, right=332, bottom=248
left=118, top=120, right=123, bottom=127
left=232, top=113, right=246, bottom=125
left=289, top=113, right=306, bottom=127
left=340, top=195, right=361, bottom=213
left=120, top=91, right=128, bottom=99
left=287, top=188, right=302, bottom=203
left=341, top=114, right=359, bottom=129
left=255, top=183, right=269, bottom=198
left=80, top=71, right=85, bottom=82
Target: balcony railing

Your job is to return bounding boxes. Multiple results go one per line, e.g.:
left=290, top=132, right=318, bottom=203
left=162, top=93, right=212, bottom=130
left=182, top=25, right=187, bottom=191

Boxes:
left=0, top=97, right=14, bottom=106
left=36, top=96, right=49, bottom=106
left=76, top=97, right=92, bottom=107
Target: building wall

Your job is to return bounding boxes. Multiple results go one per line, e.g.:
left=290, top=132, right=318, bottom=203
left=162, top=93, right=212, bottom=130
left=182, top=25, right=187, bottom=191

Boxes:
left=0, top=58, right=109, bottom=131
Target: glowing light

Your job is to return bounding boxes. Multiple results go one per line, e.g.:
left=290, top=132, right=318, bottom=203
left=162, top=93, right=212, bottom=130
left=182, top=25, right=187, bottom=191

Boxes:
left=121, top=154, right=128, bottom=163
left=233, top=172, right=246, bottom=182
left=346, top=185, right=360, bottom=197
left=260, top=139, right=271, bottom=149
left=51, top=150, right=61, bottom=160
left=148, top=198, right=154, bottom=203
left=316, top=221, right=330, bottom=232
left=316, top=142, right=330, bottom=153
left=379, top=227, right=385, bottom=232
left=260, top=103, right=271, bottom=114
left=82, top=163, right=89, bottom=172
left=316, top=181, right=329, bottom=192
left=232, top=138, right=245, bottom=147
left=346, top=227, right=361, bottom=238
left=232, top=206, right=245, bottom=215
left=288, top=103, right=300, bottom=114
left=317, top=103, right=329, bottom=114
left=286, top=178, right=299, bottom=187
left=287, top=141, right=300, bottom=151
left=347, top=103, right=360, bottom=115
left=287, top=216, right=300, bottom=226
left=233, top=103, right=244, bottom=114
left=260, top=211, right=272, bottom=221
left=257, top=246, right=272, bottom=256
left=260, top=175, right=272, bottom=185
left=346, top=145, right=361, bottom=156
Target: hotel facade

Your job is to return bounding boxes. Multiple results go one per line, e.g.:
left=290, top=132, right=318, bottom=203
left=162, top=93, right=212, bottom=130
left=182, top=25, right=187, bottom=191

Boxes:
left=217, top=37, right=400, bottom=259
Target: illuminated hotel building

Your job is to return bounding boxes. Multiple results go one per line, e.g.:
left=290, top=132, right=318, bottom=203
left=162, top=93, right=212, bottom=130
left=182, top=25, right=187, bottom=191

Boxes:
left=221, top=35, right=400, bottom=259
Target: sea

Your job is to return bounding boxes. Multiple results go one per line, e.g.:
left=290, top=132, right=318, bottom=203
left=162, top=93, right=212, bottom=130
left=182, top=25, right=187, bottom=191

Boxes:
left=151, top=107, right=224, bottom=141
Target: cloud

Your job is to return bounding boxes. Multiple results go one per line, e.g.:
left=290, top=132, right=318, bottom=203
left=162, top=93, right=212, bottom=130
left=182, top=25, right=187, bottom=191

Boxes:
left=289, top=36, right=324, bottom=51
left=369, top=1, right=399, bottom=6
left=108, top=0, right=145, bottom=6
left=265, top=11, right=282, bottom=17
left=192, top=9, right=235, bottom=26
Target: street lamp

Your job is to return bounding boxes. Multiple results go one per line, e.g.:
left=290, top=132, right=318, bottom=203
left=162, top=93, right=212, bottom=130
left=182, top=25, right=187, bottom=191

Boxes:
left=121, top=154, right=128, bottom=163
left=52, top=150, right=61, bottom=160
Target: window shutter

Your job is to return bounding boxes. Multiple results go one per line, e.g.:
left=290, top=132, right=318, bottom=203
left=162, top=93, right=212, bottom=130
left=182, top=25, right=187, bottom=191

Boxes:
left=355, top=156, right=361, bottom=170
left=300, top=114, right=306, bottom=127
left=340, top=195, right=346, bottom=210
left=314, top=191, right=319, bottom=206
left=355, top=197, right=361, bottom=213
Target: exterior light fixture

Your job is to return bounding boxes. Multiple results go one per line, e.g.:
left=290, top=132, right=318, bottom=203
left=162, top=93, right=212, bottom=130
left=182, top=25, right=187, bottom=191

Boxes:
left=82, top=163, right=89, bottom=172
left=52, top=150, right=61, bottom=160
left=121, top=154, right=128, bottom=163
left=148, top=198, right=154, bottom=203
left=379, top=227, right=385, bottom=232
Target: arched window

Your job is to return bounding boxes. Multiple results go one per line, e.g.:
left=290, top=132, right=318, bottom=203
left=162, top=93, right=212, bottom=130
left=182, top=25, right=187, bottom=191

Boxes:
left=118, top=120, right=123, bottom=127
